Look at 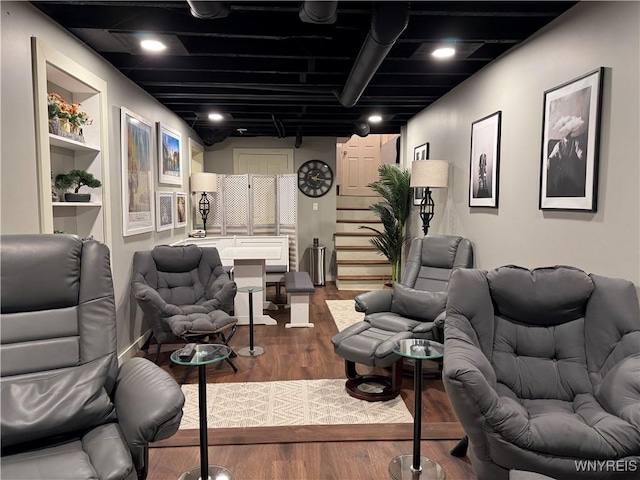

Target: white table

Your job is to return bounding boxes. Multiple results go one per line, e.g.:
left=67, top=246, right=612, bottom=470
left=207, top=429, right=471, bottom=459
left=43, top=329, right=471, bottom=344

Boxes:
left=224, top=247, right=281, bottom=326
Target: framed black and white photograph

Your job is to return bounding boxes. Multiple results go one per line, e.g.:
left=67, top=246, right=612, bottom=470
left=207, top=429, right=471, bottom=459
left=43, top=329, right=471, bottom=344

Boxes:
left=156, top=191, right=174, bottom=232
left=469, top=111, right=501, bottom=208
left=121, top=107, right=155, bottom=236
left=539, top=68, right=604, bottom=211
left=412, top=142, right=429, bottom=205
left=157, top=123, right=182, bottom=186
left=174, top=192, right=187, bottom=228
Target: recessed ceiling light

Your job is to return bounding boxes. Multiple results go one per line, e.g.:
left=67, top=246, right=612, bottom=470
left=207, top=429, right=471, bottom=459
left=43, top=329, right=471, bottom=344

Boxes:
left=208, top=113, right=224, bottom=121
left=432, top=47, right=456, bottom=59
left=368, top=115, right=383, bottom=123
left=140, top=39, right=166, bottom=52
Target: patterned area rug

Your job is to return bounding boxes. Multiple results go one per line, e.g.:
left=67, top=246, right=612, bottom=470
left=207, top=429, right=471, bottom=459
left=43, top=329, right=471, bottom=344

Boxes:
left=325, top=299, right=364, bottom=332
left=179, top=379, right=412, bottom=430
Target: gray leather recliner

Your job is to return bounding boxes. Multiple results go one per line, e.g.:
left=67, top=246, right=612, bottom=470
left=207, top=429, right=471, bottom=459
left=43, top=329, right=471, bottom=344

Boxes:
left=331, top=235, right=473, bottom=401
left=132, top=244, right=238, bottom=363
left=443, top=265, right=640, bottom=480
left=0, top=234, right=185, bottom=480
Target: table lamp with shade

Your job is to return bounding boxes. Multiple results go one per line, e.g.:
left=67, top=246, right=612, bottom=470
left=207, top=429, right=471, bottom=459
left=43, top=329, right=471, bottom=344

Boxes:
left=190, top=172, right=217, bottom=236
left=410, top=160, right=449, bottom=236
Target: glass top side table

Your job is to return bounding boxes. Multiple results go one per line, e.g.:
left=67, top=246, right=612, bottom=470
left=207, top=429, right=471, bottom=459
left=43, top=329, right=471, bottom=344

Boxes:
left=389, top=339, right=445, bottom=480
left=236, top=286, right=265, bottom=357
left=170, top=344, right=234, bottom=480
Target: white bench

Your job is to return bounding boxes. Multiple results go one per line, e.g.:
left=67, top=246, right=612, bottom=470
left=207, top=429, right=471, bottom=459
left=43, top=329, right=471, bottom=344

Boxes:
left=284, top=271, right=315, bottom=328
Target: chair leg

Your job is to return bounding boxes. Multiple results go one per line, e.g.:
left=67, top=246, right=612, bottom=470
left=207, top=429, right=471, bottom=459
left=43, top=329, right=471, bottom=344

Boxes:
left=153, top=342, right=163, bottom=364
left=225, top=357, right=238, bottom=372
left=450, top=436, right=469, bottom=457
left=344, top=359, right=402, bottom=402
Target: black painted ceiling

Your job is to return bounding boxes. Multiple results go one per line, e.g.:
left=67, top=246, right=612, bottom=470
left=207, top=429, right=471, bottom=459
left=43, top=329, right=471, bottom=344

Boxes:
left=30, top=1, right=576, bottom=145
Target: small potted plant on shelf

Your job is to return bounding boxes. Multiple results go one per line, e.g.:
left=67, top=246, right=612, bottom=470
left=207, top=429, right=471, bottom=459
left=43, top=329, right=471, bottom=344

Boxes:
left=54, top=169, right=101, bottom=202
left=47, top=93, right=93, bottom=141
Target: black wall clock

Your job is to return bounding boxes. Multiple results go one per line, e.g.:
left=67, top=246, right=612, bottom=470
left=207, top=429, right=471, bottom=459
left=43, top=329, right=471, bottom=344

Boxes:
left=297, top=160, right=334, bottom=198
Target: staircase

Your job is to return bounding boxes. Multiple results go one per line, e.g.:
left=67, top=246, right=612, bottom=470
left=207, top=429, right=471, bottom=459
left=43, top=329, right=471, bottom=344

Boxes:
left=335, top=195, right=391, bottom=290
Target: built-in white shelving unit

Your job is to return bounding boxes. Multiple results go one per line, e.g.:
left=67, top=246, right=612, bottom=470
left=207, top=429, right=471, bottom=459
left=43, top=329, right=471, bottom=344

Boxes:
left=32, top=38, right=111, bottom=246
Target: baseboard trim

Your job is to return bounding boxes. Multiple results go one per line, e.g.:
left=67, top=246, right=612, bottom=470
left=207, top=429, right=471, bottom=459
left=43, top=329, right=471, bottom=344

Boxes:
left=117, top=330, right=152, bottom=365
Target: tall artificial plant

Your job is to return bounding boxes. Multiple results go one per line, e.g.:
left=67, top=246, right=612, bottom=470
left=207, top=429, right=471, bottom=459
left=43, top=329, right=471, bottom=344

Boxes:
left=360, top=164, right=412, bottom=282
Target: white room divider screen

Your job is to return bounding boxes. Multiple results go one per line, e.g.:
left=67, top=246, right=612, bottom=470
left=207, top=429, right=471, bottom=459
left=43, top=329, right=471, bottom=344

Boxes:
left=192, top=173, right=298, bottom=270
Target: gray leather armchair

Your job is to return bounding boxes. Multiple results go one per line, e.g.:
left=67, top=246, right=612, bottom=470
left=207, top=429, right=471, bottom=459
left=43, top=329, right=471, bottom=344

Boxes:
left=354, top=235, right=473, bottom=342
left=0, top=235, right=185, bottom=480
left=331, top=235, right=473, bottom=401
left=132, top=244, right=238, bottom=364
left=443, top=265, right=640, bottom=480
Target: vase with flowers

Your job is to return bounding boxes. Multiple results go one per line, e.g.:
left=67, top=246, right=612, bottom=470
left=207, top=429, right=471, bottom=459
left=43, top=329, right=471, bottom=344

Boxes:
left=47, top=93, right=93, bottom=141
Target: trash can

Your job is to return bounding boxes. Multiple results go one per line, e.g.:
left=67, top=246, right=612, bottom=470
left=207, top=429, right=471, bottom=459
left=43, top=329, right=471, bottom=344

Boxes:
left=309, top=238, right=326, bottom=286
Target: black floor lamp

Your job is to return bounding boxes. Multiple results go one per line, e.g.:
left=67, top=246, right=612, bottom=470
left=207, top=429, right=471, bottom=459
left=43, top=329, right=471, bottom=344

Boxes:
left=410, top=160, right=449, bottom=236
left=190, top=172, right=217, bottom=236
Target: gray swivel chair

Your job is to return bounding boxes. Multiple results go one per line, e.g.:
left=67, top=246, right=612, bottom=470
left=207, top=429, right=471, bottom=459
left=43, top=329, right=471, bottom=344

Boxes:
left=332, top=235, right=473, bottom=401
left=443, top=265, right=640, bottom=480
left=1, top=234, right=185, bottom=480
left=132, top=244, right=238, bottom=368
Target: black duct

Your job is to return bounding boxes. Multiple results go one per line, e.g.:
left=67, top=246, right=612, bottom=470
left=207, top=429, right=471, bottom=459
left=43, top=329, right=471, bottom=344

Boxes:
left=338, top=2, right=410, bottom=108
left=354, top=121, right=370, bottom=137
left=187, top=1, right=230, bottom=19
left=299, top=1, right=338, bottom=24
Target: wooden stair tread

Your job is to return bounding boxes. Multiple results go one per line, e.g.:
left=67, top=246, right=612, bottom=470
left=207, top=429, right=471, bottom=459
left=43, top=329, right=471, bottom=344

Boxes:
left=334, top=232, right=376, bottom=237
left=334, top=246, right=377, bottom=251
left=337, top=275, right=390, bottom=280
left=336, top=219, right=381, bottom=224
left=337, top=260, right=389, bottom=265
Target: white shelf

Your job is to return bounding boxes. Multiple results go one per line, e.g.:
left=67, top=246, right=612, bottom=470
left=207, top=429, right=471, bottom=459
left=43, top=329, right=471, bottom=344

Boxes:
left=49, top=133, right=100, bottom=153
left=53, top=202, right=102, bottom=207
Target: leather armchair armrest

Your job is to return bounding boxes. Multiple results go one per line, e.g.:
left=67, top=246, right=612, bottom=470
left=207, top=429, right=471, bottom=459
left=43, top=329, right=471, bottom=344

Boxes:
left=114, top=358, right=185, bottom=447
left=354, top=289, right=393, bottom=314
left=431, top=311, right=447, bottom=342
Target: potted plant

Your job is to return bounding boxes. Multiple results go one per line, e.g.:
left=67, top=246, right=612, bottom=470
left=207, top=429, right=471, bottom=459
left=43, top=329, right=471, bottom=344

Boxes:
left=360, top=164, right=412, bottom=283
left=54, top=169, right=102, bottom=202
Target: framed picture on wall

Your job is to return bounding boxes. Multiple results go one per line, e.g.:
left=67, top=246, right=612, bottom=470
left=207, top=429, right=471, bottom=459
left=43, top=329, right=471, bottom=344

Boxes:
left=539, top=68, right=604, bottom=211
left=469, top=111, right=501, bottom=208
left=121, top=107, right=155, bottom=237
left=156, top=191, right=174, bottom=232
left=412, top=142, right=429, bottom=205
left=157, top=123, right=182, bottom=185
left=174, top=192, right=187, bottom=228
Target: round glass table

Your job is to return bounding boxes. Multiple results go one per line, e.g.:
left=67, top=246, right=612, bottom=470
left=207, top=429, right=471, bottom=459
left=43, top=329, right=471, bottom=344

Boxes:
left=170, top=344, right=234, bottom=480
left=236, top=286, right=265, bottom=357
left=389, top=339, right=445, bottom=480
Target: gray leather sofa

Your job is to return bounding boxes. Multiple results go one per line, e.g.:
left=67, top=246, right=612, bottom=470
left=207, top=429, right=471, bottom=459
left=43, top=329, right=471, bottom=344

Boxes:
left=132, top=244, right=238, bottom=363
left=1, top=235, right=185, bottom=480
left=443, top=265, right=640, bottom=480
left=332, top=235, right=473, bottom=400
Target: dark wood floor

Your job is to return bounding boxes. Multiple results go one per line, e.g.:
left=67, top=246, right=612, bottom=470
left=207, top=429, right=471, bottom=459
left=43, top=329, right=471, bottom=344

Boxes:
left=143, top=283, right=475, bottom=480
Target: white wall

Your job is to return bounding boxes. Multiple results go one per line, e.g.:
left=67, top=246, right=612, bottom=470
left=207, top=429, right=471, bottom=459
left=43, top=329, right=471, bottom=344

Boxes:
left=204, top=136, right=337, bottom=277
left=1, top=2, right=204, bottom=357
left=404, top=1, right=640, bottom=287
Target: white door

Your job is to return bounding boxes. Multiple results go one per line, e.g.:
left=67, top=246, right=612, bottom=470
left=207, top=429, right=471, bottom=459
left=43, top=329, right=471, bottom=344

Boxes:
left=233, top=148, right=294, bottom=174
left=339, top=134, right=382, bottom=196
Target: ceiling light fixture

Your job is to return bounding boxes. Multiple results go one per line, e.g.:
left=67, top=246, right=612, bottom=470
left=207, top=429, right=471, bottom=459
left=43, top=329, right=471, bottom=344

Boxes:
left=140, top=39, right=167, bottom=52
left=432, top=47, right=456, bottom=59
left=208, top=113, right=224, bottom=121
left=368, top=115, right=383, bottom=123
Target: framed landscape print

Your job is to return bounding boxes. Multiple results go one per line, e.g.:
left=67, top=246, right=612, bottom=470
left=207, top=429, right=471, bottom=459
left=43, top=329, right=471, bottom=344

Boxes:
left=174, top=192, right=187, bottom=228
left=157, top=123, right=182, bottom=185
left=539, top=68, right=604, bottom=211
left=156, top=191, right=174, bottom=232
left=412, top=142, right=429, bottom=205
left=121, top=107, right=155, bottom=236
left=469, top=111, right=501, bottom=208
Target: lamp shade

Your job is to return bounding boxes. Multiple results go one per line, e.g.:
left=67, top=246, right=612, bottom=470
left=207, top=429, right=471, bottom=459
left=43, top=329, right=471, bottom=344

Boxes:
left=410, top=160, right=449, bottom=188
left=190, top=172, right=217, bottom=193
